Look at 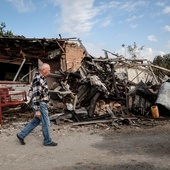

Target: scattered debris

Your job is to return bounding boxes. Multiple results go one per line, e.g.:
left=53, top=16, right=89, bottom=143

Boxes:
left=0, top=37, right=170, bottom=128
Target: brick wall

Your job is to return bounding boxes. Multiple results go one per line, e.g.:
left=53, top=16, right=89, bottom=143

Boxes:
left=65, top=43, right=85, bottom=72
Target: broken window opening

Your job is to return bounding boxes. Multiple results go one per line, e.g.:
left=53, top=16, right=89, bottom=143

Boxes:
left=0, top=62, right=30, bottom=83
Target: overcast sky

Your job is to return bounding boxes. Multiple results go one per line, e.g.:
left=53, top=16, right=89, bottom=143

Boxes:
left=0, top=0, right=170, bottom=61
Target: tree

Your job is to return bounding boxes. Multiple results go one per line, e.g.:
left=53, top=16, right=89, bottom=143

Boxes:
left=153, top=54, right=170, bottom=69
left=126, top=42, right=144, bottom=59
left=0, top=22, right=14, bottom=37
left=0, top=22, right=6, bottom=36
left=153, top=53, right=170, bottom=77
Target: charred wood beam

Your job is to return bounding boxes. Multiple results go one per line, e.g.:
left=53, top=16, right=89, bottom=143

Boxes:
left=47, top=73, right=64, bottom=78
left=123, top=80, right=129, bottom=113
left=78, top=66, right=88, bottom=79
left=55, top=40, right=65, bottom=53
left=115, top=62, right=150, bottom=68
left=92, top=57, right=123, bottom=63
left=71, top=110, right=81, bottom=122
left=110, top=64, right=120, bottom=98
left=105, top=95, right=126, bottom=101
left=49, top=113, right=65, bottom=120
left=102, top=49, right=120, bottom=57
left=126, top=59, right=148, bottom=62
left=77, top=84, right=91, bottom=107
left=81, top=86, right=99, bottom=105
left=73, top=95, right=77, bottom=111
left=78, top=38, right=91, bottom=57
left=131, top=69, right=146, bottom=82
left=88, top=92, right=101, bottom=117
left=73, top=119, right=112, bottom=126
left=84, top=113, right=111, bottom=121
left=61, top=81, right=75, bottom=99
left=149, top=66, right=159, bottom=84
left=104, top=50, right=109, bottom=58
left=151, top=64, right=170, bottom=73
left=20, top=67, right=37, bottom=82
left=58, top=91, right=73, bottom=95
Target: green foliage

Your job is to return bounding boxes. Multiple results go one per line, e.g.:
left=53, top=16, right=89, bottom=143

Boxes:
left=0, top=22, right=14, bottom=37
left=122, top=42, right=144, bottom=59
left=153, top=53, right=170, bottom=77
left=0, top=22, right=6, bottom=36
left=153, top=54, right=170, bottom=69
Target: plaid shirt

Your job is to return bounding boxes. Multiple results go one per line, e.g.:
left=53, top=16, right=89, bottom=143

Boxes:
left=32, top=72, right=50, bottom=111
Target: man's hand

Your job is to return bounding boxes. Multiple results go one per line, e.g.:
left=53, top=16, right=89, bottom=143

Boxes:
left=35, top=111, right=41, bottom=118
left=48, top=103, right=53, bottom=110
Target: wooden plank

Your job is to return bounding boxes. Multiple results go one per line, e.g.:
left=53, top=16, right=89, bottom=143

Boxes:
left=72, top=119, right=112, bottom=126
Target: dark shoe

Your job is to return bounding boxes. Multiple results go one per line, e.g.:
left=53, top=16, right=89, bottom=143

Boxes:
left=44, top=142, right=58, bottom=146
left=17, top=134, right=26, bottom=145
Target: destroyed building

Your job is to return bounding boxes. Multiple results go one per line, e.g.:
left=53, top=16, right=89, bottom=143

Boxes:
left=0, top=37, right=86, bottom=82
left=0, top=36, right=170, bottom=127
left=0, top=37, right=86, bottom=125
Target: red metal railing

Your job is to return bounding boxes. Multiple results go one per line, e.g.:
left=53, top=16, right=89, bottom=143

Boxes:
left=0, top=88, right=27, bottom=126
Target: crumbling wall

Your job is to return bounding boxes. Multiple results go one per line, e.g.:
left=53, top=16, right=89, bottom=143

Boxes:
left=115, top=66, right=158, bottom=90
left=65, top=43, right=85, bottom=72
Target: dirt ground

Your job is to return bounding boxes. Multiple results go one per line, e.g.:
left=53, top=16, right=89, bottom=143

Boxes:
left=0, top=119, right=170, bottom=170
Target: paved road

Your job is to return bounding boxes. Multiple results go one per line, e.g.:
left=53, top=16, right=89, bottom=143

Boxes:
left=0, top=122, right=170, bottom=170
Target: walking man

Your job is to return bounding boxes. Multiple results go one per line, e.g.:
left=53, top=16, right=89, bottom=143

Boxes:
left=17, top=63, right=57, bottom=146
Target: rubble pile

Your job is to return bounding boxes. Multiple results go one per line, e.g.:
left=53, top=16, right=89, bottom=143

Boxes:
left=46, top=55, right=169, bottom=127
left=1, top=37, right=170, bottom=129
left=1, top=53, right=170, bottom=128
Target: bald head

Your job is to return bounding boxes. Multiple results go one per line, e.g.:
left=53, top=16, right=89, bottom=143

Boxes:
left=39, top=63, right=51, bottom=77
left=39, top=63, right=50, bottom=70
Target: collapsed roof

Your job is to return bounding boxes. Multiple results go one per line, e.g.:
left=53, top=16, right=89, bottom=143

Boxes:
left=0, top=36, right=86, bottom=65
left=0, top=37, right=87, bottom=82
